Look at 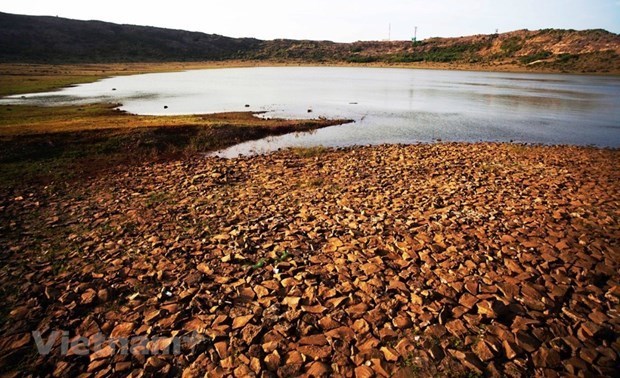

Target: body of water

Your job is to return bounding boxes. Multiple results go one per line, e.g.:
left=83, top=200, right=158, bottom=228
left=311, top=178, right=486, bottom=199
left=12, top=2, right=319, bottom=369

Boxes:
left=3, top=67, right=619, bottom=155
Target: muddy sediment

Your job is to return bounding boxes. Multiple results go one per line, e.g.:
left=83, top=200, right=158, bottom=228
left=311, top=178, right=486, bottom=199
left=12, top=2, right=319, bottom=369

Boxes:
left=0, top=143, right=618, bottom=376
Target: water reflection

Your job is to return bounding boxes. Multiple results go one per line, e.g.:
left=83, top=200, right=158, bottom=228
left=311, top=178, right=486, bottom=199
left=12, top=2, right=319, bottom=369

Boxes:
left=1, top=67, right=618, bottom=153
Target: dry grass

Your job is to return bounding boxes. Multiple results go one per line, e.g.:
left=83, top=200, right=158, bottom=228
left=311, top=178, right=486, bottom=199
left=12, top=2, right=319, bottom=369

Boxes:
left=0, top=104, right=339, bottom=136
left=0, top=62, right=261, bottom=96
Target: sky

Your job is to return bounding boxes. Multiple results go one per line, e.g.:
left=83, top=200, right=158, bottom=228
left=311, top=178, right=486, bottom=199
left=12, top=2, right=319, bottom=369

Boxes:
left=2, top=0, right=619, bottom=42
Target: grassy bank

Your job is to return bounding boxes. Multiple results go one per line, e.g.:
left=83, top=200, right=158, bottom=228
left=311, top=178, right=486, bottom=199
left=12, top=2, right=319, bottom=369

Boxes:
left=0, top=103, right=349, bottom=188
left=0, top=62, right=256, bottom=96
left=0, top=63, right=354, bottom=189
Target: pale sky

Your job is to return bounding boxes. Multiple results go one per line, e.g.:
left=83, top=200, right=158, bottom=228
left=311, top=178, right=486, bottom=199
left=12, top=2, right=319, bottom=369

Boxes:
left=2, top=0, right=619, bottom=42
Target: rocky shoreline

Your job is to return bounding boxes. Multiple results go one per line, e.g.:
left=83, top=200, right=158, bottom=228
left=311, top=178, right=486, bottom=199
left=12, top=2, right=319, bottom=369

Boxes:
left=0, top=143, right=618, bottom=376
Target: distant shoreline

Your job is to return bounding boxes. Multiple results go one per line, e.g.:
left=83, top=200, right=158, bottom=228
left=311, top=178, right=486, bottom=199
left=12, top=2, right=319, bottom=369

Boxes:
left=2, top=61, right=619, bottom=98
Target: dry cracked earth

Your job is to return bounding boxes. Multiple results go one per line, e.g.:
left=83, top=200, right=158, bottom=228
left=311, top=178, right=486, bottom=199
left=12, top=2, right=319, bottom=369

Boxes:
left=0, top=143, right=619, bottom=377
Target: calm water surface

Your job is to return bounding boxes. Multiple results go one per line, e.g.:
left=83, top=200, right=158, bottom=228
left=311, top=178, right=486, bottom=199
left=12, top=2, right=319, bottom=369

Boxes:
left=3, top=67, right=619, bottom=156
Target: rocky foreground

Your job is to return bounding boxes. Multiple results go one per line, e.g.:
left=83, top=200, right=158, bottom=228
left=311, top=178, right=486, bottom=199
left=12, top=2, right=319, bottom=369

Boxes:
left=0, top=143, right=618, bottom=377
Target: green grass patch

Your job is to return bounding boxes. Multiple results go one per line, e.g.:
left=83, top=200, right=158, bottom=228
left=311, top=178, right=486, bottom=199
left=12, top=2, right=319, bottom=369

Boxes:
left=500, top=36, right=524, bottom=55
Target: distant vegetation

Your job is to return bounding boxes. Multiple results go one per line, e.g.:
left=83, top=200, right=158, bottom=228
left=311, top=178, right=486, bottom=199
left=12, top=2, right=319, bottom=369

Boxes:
left=1, top=12, right=619, bottom=73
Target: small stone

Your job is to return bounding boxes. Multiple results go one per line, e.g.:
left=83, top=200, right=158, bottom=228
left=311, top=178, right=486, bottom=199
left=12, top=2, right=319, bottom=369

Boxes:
left=233, top=364, right=252, bottom=377
left=298, top=345, right=332, bottom=360
left=532, top=347, right=561, bottom=368
left=450, top=350, right=484, bottom=374
left=214, top=340, right=229, bottom=359
left=477, top=299, right=506, bottom=318
left=380, top=346, right=399, bottom=362
left=354, top=365, right=375, bottom=378
left=580, top=321, right=601, bottom=337
left=502, top=339, right=521, bottom=360
left=232, top=314, right=254, bottom=330
left=515, top=330, right=540, bottom=353
left=392, top=315, right=412, bottom=329
left=458, top=293, right=479, bottom=309
left=81, top=289, right=97, bottom=305
left=264, top=351, right=281, bottom=371
left=306, top=361, right=331, bottom=377
left=445, top=319, right=468, bottom=337
left=579, top=348, right=598, bottom=364
left=242, top=324, right=262, bottom=345
left=97, top=289, right=109, bottom=302
left=299, top=334, right=328, bottom=346
left=472, top=340, right=495, bottom=361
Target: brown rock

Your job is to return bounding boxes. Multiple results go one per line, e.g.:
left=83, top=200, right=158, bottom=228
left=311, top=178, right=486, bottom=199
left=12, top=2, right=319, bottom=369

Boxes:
left=253, top=285, right=269, bottom=298
left=283, top=296, right=301, bottom=309
left=515, top=330, right=540, bottom=353
left=579, top=348, right=599, bottom=364
left=477, top=299, right=506, bottom=318
left=450, top=350, right=484, bottom=374
left=97, top=289, right=109, bottom=302
left=563, top=356, right=589, bottom=375
left=214, top=340, right=229, bottom=359
left=286, top=350, right=305, bottom=365
left=196, top=262, right=213, bottom=275
left=392, top=315, right=413, bottom=329
left=306, top=361, right=331, bottom=377
left=588, top=310, right=609, bottom=325
left=580, top=321, right=602, bottom=337
left=458, top=293, right=479, bottom=309
left=497, top=282, right=519, bottom=300
left=429, top=343, right=444, bottom=360
left=302, top=304, right=328, bottom=314
left=358, top=337, right=380, bottom=353
left=354, top=365, right=375, bottom=378
left=465, top=281, right=479, bottom=295
left=115, top=362, right=132, bottom=372
left=90, top=344, right=115, bottom=361
left=380, top=346, right=400, bottom=362
left=532, top=347, right=561, bottom=368
left=472, top=340, right=495, bottom=362
left=299, top=334, right=328, bottom=346
left=521, top=283, right=543, bottom=300
left=232, top=314, right=254, bottom=330
left=445, top=319, right=468, bottom=337
left=352, top=318, right=370, bottom=334
left=502, top=339, right=522, bottom=360
left=318, top=316, right=341, bottom=330
left=81, top=289, right=97, bottom=305
left=370, top=358, right=390, bottom=377
left=325, top=326, right=356, bottom=342
left=264, top=351, right=281, bottom=371
left=425, top=324, right=447, bottom=339
left=298, top=345, right=332, bottom=360
left=232, top=364, right=251, bottom=378
left=347, top=303, right=369, bottom=316
left=241, top=324, right=262, bottom=345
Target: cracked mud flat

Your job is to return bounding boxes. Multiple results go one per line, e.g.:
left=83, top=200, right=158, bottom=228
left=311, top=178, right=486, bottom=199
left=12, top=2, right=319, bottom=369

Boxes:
left=0, top=143, right=618, bottom=377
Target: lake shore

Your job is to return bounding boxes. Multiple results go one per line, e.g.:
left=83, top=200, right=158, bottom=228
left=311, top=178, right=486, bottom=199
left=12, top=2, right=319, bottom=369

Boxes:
left=0, top=143, right=618, bottom=376
left=0, top=103, right=350, bottom=188
left=2, top=60, right=618, bottom=97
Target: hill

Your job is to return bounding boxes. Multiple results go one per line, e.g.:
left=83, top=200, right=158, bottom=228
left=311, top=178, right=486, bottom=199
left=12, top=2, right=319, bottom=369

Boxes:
left=0, top=12, right=261, bottom=62
left=1, top=12, right=619, bottom=72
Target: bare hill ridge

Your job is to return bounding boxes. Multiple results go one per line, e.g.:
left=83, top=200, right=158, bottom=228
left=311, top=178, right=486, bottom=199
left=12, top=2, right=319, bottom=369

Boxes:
left=1, top=12, right=619, bottom=73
